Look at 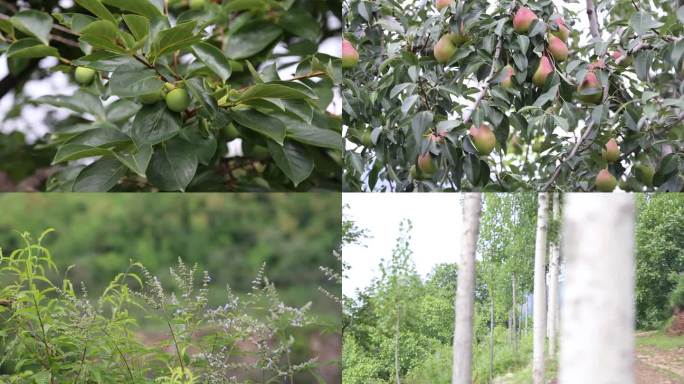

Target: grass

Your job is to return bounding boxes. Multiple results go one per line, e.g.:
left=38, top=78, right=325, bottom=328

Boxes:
left=636, top=330, right=684, bottom=350
left=493, top=357, right=558, bottom=384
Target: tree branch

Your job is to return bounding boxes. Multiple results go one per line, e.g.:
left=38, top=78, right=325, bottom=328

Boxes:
left=461, top=4, right=514, bottom=125
left=585, top=0, right=600, bottom=39
left=543, top=0, right=604, bottom=191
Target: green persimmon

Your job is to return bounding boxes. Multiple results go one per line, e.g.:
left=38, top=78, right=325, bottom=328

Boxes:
left=74, top=67, right=96, bottom=85
left=165, top=88, right=191, bottom=112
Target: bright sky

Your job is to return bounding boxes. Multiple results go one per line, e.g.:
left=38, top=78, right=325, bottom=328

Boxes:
left=342, top=193, right=464, bottom=297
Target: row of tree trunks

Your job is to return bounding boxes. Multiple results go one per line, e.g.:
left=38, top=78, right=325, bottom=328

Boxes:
left=451, top=194, right=635, bottom=384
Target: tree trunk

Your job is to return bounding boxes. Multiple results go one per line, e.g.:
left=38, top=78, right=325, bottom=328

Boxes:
left=452, top=193, right=482, bottom=384
left=559, top=194, right=635, bottom=384
left=547, top=194, right=561, bottom=357
left=533, top=193, right=549, bottom=384
left=512, top=273, right=517, bottom=352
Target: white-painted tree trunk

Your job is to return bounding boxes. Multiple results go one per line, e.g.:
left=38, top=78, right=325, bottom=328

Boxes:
left=533, top=193, right=549, bottom=384
left=452, top=193, right=482, bottom=384
left=560, top=194, right=635, bottom=384
left=547, top=193, right=560, bottom=357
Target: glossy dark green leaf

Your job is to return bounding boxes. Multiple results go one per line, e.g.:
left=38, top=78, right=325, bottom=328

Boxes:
left=113, top=144, right=152, bottom=177
left=7, top=38, right=59, bottom=59
left=53, top=144, right=112, bottom=163
left=102, top=0, right=162, bottom=19
left=109, top=61, right=164, bottom=97
left=37, top=90, right=105, bottom=120
left=123, top=14, right=150, bottom=41
left=147, top=137, right=198, bottom=191
left=75, top=0, right=116, bottom=23
left=79, top=20, right=125, bottom=52
left=232, top=109, right=286, bottom=145
left=225, top=21, right=282, bottom=59
left=130, top=103, right=182, bottom=146
left=192, top=42, right=231, bottom=82
left=151, top=21, right=201, bottom=60
left=72, top=156, right=127, bottom=191
left=238, top=81, right=317, bottom=101
left=266, top=139, right=314, bottom=187
left=11, top=10, right=53, bottom=45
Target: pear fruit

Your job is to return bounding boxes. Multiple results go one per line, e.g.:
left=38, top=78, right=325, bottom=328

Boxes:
left=361, top=130, right=373, bottom=147
left=513, top=7, right=538, bottom=34
left=508, top=135, right=523, bottom=155
left=165, top=88, right=191, bottom=112
left=342, top=39, right=359, bottom=68
left=602, top=138, right=620, bottom=162
left=417, top=152, right=437, bottom=176
left=436, top=0, right=454, bottom=10
left=577, top=70, right=603, bottom=105
left=611, top=50, right=632, bottom=67
left=500, top=64, right=515, bottom=88
left=549, top=17, right=570, bottom=42
left=595, top=169, right=617, bottom=192
left=548, top=34, right=568, bottom=62
left=469, top=123, right=496, bottom=155
left=532, top=55, right=553, bottom=87
left=634, top=163, right=654, bottom=187
left=74, top=67, right=96, bottom=85
left=434, top=34, right=457, bottom=63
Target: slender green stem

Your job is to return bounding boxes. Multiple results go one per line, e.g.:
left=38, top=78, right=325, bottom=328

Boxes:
left=167, top=321, right=186, bottom=376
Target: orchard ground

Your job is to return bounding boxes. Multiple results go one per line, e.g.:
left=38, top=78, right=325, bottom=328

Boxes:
left=494, top=332, right=684, bottom=384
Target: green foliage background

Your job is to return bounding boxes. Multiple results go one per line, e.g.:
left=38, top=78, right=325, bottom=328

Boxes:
left=0, top=193, right=341, bottom=309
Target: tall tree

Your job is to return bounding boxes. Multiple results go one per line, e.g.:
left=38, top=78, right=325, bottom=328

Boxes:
left=560, top=194, right=635, bottom=384
left=452, top=193, right=482, bottom=384
left=533, top=193, right=549, bottom=384
left=547, top=193, right=561, bottom=356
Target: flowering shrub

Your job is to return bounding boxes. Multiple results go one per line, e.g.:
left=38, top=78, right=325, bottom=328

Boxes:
left=0, top=231, right=329, bottom=383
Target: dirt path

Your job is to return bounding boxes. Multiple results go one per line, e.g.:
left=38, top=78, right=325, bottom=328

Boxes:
left=636, top=345, right=684, bottom=384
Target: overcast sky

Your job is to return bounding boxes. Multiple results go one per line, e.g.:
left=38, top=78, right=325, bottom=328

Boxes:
left=342, top=193, right=464, bottom=297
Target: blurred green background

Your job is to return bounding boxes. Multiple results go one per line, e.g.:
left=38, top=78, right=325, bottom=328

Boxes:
left=0, top=193, right=341, bottom=313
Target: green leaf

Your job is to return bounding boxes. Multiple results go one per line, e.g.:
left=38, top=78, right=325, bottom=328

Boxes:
left=37, top=90, right=105, bottom=120
left=101, top=0, right=162, bottom=19
left=629, top=11, right=663, bottom=36
left=11, top=10, right=53, bottom=45
left=278, top=7, right=321, bottom=41
left=184, top=77, right=218, bottom=118
left=276, top=113, right=342, bottom=150
left=106, top=98, right=141, bottom=122
left=109, top=61, right=164, bottom=97
left=180, top=130, right=216, bottom=165
left=225, top=21, right=282, bottom=59
left=75, top=0, right=116, bottom=23
left=113, top=145, right=152, bottom=177
left=79, top=20, right=125, bottom=53
left=192, top=42, right=232, bottom=82
left=147, top=137, right=198, bottom=191
left=7, top=38, right=58, bottom=59
left=151, top=21, right=201, bottom=60
left=238, top=81, right=317, bottom=101
left=72, top=156, right=127, bottom=191
left=67, top=126, right=131, bottom=148
left=267, top=139, right=314, bottom=187
left=72, top=52, right=137, bottom=72
left=123, top=14, right=150, bottom=41
left=232, top=109, right=286, bottom=145
left=53, top=144, right=112, bottom=163
left=131, top=103, right=182, bottom=146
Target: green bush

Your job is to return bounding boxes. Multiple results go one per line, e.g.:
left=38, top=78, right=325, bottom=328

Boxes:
left=669, top=273, right=684, bottom=311
left=405, top=327, right=533, bottom=384
left=0, top=231, right=331, bottom=383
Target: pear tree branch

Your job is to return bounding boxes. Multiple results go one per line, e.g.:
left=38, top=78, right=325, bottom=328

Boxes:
left=542, top=0, right=603, bottom=191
